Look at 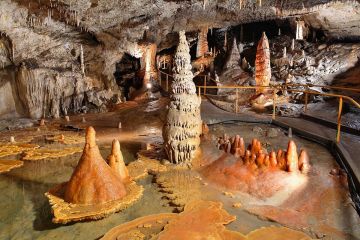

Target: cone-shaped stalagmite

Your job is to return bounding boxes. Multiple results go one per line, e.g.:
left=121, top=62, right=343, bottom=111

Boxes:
left=163, top=31, right=202, bottom=164
left=299, top=149, right=310, bottom=173
left=108, top=140, right=129, bottom=182
left=255, top=32, right=271, bottom=93
left=286, top=140, right=299, bottom=172
left=196, top=27, right=209, bottom=58
left=64, top=127, right=127, bottom=204
left=225, top=38, right=242, bottom=69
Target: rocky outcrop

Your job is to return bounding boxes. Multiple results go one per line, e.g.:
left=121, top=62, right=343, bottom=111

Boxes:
left=255, top=32, right=271, bottom=93
left=64, top=127, right=127, bottom=204
left=163, top=31, right=202, bottom=164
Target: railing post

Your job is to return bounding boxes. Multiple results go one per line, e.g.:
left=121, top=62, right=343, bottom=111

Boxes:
left=235, top=88, right=239, bottom=114
left=198, top=86, right=201, bottom=97
left=204, top=76, right=207, bottom=95
left=304, top=92, right=308, bottom=113
left=166, top=74, right=169, bottom=92
left=336, top=97, right=343, bottom=143
left=272, top=90, right=276, bottom=120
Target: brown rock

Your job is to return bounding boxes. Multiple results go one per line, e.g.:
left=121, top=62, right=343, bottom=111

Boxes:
left=64, top=126, right=127, bottom=204
left=108, top=140, right=130, bottom=182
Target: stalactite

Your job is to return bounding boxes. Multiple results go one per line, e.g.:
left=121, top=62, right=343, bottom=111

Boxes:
left=255, top=32, right=271, bottom=94
left=163, top=31, right=202, bottom=165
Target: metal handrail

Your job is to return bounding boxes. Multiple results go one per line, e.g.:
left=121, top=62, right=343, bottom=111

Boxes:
left=197, top=85, right=360, bottom=143
left=156, top=70, right=360, bottom=143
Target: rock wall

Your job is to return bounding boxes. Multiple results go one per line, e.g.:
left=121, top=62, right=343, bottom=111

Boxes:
left=163, top=31, right=202, bottom=165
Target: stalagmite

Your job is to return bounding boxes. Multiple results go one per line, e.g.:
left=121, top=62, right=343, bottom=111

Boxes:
left=65, top=115, right=70, bottom=122
left=107, top=140, right=129, bottom=182
left=40, top=118, right=46, bottom=126
left=255, top=32, right=271, bottom=93
left=225, top=38, right=242, bottom=70
left=291, top=38, right=295, bottom=51
left=196, top=27, right=209, bottom=58
left=64, top=127, right=127, bottom=204
left=299, top=150, right=310, bottom=173
left=283, top=47, right=287, bottom=58
left=80, top=44, right=85, bottom=75
left=278, top=28, right=281, bottom=36
left=224, top=31, right=227, bottom=49
left=286, top=140, right=299, bottom=172
left=163, top=31, right=202, bottom=165
left=10, top=136, right=15, bottom=143
left=118, top=122, right=122, bottom=129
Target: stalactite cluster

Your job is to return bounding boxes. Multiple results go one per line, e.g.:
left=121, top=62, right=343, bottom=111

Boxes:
left=163, top=31, right=202, bottom=165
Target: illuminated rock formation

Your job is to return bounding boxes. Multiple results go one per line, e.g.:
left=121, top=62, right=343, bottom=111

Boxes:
left=163, top=31, right=202, bottom=164
left=255, top=32, right=271, bottom=93
left=139, top=42, right=158, bottom=87
left=107, top=139, right=130, bottom=182
left=196, top=27, right=209, bottom=58
left=64, top=126, right=127, bottom=204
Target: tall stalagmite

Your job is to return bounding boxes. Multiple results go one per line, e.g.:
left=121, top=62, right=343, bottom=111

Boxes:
left=224, top=38, right=242, bottom=69
left=255, top=32, right=271, bottom=93
left=64, top=127, right=127, bottom=204
left=163, top=31, right=202, bottom=164
left=196, top=27, right=209, bottom=58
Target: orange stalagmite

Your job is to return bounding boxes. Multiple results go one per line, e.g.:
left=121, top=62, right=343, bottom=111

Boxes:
left=64, top=126, right=127, bottom=204
left=255, top=32, right=271, bottom=93
left=108, top=140, right=130, bottom=182
left=286, top=140, right=299, bottom=172
left=299, top=149, right=310, bottom=174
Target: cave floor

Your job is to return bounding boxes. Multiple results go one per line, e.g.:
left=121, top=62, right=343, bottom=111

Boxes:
left=0, top=98, right=359, bottom=240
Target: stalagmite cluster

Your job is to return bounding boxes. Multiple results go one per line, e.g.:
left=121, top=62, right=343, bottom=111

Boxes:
left=196, top=27, right=209, bottom=58
left=217, top=135, right=310, bottom=174
left=255, top=32, right=271, bottom=93
left=163, top=31, right=202, bottom=164
left=64, top=127, right=127, bottom=204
